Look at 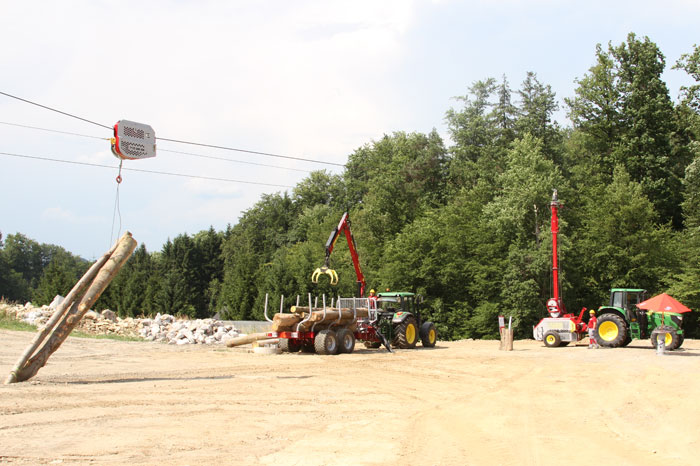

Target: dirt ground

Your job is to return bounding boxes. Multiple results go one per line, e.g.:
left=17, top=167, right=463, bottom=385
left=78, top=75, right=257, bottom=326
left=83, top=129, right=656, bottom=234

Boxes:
left=1, top=330, right=699, bottom=466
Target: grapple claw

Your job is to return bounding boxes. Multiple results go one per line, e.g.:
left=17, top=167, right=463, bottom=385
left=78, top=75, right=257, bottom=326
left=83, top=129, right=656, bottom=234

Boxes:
left=311, top=266, right=339, bottom=285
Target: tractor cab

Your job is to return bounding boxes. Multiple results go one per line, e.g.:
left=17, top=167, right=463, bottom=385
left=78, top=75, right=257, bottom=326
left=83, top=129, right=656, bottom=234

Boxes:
left=376, top=291, right=421, bottom=315
left=609, top=288, right=647, bottom=314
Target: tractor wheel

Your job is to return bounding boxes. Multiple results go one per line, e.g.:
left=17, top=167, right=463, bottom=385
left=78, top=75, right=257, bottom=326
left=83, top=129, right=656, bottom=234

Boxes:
left=543, top=331, right=561, bottom=348
left=559, top=341, right=570, bottom=347
left=650, top=326, right=680, bottom=351
left=678, top=334, right=685, bottom=349
left=393, top=317, right=418, bottom=349
left=364, top=341, right=381, bottom=349
left=596, top=314, right=627, bottom=348
left=420, top=321, right=437, bottom=348
left=314, top=329, right=339, bottom=355
left=279, top=338, right=301, bottom=353
left=336, top=328, right=356, bottom=354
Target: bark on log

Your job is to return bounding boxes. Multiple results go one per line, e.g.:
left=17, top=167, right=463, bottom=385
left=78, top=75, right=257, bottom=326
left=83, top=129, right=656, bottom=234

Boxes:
left=226, top=333, right=270, bottom=347
left=289, top=307, right=370, bottom=321
left=6, top=232, right=137, bottom=384
left=3, top=233, right=125, bottom=385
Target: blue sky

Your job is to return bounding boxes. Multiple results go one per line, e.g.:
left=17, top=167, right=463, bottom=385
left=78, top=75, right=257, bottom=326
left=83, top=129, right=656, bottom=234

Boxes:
left=1, top=0, right=697, bottom=259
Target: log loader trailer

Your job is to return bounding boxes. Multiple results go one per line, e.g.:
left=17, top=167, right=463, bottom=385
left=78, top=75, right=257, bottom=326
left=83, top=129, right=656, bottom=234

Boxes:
left=265, top=212, right=437, bottom=354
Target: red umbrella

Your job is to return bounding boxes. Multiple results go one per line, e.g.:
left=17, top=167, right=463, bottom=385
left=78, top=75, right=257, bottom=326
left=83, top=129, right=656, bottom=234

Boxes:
left=636, top=293, right=692, bottom=314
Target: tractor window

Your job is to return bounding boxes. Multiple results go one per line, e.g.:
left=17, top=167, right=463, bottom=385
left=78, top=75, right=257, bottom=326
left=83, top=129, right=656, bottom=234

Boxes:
left=612, top=292, right=623, bottom=308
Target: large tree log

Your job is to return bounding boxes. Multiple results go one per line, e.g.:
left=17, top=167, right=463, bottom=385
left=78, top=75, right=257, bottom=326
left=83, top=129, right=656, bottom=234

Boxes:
left=3, top=233, right=129, bottom=385
left=226, top=333, right=271, bottom=347
left=290, top=307, right=370, bottom=321
left=272, top=313, right=361, bottom=333
left=6, top=233, right=137, bottom=384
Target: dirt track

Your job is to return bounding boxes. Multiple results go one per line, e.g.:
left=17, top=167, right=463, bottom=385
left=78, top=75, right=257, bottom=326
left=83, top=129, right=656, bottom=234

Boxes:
left=1, top=330, right=699, bottom=465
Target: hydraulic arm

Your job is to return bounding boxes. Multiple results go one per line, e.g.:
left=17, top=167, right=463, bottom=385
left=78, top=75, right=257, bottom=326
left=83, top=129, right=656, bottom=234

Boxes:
left=311, top=212, right=367, bottom=297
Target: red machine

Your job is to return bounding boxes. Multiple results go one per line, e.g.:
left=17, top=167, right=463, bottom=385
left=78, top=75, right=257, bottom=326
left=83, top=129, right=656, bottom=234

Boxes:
left=311, top=212, right=367, bottom=297
left=534, top=190, right=588, bottom=347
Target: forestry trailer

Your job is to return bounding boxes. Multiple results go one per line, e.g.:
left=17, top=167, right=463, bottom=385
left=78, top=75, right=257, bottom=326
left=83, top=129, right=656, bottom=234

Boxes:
left=264, top=212, right=437, bottom=354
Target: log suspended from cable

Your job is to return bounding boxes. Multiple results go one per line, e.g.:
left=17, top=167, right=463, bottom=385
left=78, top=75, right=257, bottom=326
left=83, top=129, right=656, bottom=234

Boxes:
left=4, top=232, right=137, bottom=384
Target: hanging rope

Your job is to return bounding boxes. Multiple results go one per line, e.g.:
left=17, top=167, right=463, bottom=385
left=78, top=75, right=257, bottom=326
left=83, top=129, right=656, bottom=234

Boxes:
left=109, top=160, right=123, bottom=247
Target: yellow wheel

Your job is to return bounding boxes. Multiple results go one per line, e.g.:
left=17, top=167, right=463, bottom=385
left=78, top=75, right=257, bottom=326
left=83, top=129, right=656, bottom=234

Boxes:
left=393, top=317, right=418, bottom=349
left=420, top=321, right=437, bottom=348
left=598, top=321, right=619, bottom=341
left=596, top=314, right=627, bottom=348
left=544, top=331, right=561, bottom=348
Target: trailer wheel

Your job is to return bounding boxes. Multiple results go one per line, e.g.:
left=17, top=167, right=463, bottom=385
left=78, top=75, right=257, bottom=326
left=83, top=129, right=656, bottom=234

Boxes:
left=393, top=317, right=418, bottom=349
left=336, top=328, right=356, bottom=354
left=279, top=338, right=301, bottom=353
left=651, top=326, right=680, bottom=351
left=314, top=330, right=339, bottom=355
left=543, top=331, right=561, bottom=348
left=420, top=322, right=437, bottom=347
left=596, top=314, right=627, bottom=348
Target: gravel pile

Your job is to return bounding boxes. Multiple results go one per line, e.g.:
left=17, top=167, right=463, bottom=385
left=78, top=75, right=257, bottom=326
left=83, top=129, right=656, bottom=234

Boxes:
left=0, top=298, right=241, bottom=345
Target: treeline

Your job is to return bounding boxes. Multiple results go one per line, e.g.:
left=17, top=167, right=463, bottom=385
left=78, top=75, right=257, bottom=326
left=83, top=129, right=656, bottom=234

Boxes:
left=2, top=34, right=699, bottom=339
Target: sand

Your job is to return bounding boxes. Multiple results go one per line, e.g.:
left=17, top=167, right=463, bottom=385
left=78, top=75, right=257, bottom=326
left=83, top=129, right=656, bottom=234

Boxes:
left=1, top=330, right=698, bottom=465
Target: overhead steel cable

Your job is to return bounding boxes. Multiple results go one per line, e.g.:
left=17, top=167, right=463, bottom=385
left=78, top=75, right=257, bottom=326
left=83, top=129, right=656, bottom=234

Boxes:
left=0, top=91, right=112, bottom=129
left=0, top=121, right=311, bottom=173
left=0, top=121, right=110, bottom=141
left=156, top=136, right=345, bottom=167
left=160, top=148, right=311, bottom=173
left=0, top=151, right=295, bottom=188
left=0, top=90, right=346, bottom=167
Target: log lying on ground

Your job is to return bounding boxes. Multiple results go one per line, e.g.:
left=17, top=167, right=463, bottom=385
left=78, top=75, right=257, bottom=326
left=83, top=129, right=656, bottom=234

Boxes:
left=226, top=333, right=271, bottom=347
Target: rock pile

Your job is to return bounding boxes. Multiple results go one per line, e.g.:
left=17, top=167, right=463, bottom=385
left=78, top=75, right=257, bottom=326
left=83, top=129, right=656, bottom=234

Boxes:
left=0, top=299, right=241, bottom=345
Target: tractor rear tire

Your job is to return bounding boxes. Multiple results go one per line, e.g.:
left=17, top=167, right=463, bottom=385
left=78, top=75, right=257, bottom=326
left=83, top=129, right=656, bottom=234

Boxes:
left=393, top=317, right=418, bottom=349
left=336, top=328, right=356, bottom=354
left=420, top=321, right=437, bottom=347
left=543, top=331, right=561, bottom=348
left=314, top=330, right=339, bottom=355
left=279, top=338, right=301, bottom=353
left=596, top=314, right=627, bottom=348
left=651, top=326, right=680, bottom=351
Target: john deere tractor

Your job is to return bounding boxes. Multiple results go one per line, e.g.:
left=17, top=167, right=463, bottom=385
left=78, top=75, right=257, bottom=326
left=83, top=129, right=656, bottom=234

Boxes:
left=595, top=288, right=685, bottom=350
left=360, top=292, right=437, bottom=350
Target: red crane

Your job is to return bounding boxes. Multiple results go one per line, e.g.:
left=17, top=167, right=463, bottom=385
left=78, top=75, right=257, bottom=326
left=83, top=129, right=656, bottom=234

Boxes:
left=311, top=212, right=367, bottom=297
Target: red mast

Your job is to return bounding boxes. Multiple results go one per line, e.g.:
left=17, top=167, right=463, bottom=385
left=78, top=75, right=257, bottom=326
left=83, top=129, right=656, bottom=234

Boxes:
left=548, top=189, right=563, bottom=317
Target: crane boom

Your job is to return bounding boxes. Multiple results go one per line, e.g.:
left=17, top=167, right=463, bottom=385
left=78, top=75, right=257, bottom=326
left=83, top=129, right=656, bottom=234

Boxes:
left=312, top=212, right=367, bottom=297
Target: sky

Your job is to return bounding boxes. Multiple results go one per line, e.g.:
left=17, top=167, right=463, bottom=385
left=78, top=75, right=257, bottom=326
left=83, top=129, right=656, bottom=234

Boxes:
left=1, top=0, right=698, bottom=260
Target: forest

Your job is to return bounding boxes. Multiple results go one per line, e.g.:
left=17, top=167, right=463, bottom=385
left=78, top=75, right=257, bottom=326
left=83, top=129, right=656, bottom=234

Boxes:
left=2, top=34, right=699, bottom=340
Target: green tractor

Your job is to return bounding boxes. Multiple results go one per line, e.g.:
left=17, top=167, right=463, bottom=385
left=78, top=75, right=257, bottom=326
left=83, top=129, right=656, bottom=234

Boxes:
left=359, top=292, right=437, bottom=350
left=595, top=288, right=685, bottom=350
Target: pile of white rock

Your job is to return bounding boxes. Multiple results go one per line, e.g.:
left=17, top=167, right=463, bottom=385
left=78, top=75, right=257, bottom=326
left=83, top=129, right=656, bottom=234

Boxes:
left=138, top=313, right=240, bottom=345
left=1, top=298, right=241, bottom=346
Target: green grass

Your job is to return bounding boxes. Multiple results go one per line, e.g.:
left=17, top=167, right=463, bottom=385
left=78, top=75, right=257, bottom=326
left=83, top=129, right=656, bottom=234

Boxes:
left=69, top=330, right=142, bottom=342
left=0, top=310, right=37, bottom=331
left=0, top=309, right=142, bottom=342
